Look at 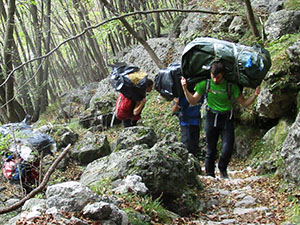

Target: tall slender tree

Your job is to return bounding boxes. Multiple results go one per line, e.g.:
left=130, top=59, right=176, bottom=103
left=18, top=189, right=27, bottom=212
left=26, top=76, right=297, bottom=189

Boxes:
left=244, top=0, right=260, bottom=38
left=2, top=0, right=25, bottom=122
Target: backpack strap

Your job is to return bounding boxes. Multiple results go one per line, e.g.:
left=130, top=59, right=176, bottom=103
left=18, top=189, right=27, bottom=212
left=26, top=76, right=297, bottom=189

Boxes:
left=206, top=79, right=232, bottom=100
left=206, top=79, right=234, bottom=120
left=226, top=82, right=232, bottom=100
left=226, top=82, right=233, bottom=120
left=205, top=79, right=210, bottom=99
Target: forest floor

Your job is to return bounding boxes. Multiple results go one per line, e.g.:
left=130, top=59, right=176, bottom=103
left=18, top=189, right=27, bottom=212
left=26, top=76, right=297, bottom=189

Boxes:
left=0, top=153, right=298, bottom=225
left=170, top=158, right=298, bottom=225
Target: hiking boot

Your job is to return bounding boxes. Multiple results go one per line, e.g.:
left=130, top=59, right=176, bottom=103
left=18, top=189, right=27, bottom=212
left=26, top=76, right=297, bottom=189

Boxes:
left=205, top=173, right=215, bottom=178
left=219, top=170, right=229, bottom=179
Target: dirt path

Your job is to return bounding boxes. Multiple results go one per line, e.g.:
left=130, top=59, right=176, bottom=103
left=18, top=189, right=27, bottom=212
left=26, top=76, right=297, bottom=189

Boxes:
left=187, top=165, right=293, bottom=225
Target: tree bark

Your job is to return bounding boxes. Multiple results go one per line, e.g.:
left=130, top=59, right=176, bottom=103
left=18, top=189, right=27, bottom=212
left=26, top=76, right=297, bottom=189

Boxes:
left=244, top=0, right=260, bottom=38
left=30, top=2, right=44, bottom=122
left=3, top=0, right=20, bottom=122
left=40, top=0, right=51, bottom=113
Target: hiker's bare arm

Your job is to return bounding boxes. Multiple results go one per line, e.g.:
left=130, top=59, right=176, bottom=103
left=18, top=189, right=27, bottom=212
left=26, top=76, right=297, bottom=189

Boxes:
left=236, top=86, right=260, bottom=108
left=172, top=98, right=180, bottom=114
left=181, top=77, right=201, bottom=105
left=133, top=98, right=146, bottom=115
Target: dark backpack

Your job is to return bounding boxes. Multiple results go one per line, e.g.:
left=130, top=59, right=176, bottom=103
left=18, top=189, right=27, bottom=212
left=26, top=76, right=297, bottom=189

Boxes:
left=114, top=93, right=134, bottom=120
left=109, top=64, right=147, bottom=101
left=154, top=62, right=184, bottom=101
left=181, top=37, right=271, bottom=89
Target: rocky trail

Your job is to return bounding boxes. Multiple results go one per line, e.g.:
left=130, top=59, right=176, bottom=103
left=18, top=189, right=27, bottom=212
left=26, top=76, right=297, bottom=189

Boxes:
left=176, top=161, right=295, bottom=225
left=0, top=156, right=297, bottom=225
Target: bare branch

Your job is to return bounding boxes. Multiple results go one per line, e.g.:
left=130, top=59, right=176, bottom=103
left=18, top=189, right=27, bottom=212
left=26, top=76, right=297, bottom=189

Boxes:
left=0, top=8, right=237, bottom=88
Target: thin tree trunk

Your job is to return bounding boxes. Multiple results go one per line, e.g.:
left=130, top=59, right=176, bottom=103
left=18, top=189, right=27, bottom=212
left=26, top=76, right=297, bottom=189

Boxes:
left=244, top=0, right=260, bottom=38
left=3, top=0, right=20, bottom=122
left=13, top=27, right=34, bottom=115
left=1, top=0, right=27, bottom=119
left=100, top=0, right=165, bottom=69
left=40, top=0, right=51, bottom=113
left=30, top=2, right=44, bottom=122
left=73, top=0, right=108, bottom=79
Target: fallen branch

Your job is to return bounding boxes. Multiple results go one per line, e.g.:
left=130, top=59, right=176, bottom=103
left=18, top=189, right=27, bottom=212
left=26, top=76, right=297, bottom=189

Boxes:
left=0, top=144, right=71, bottom=214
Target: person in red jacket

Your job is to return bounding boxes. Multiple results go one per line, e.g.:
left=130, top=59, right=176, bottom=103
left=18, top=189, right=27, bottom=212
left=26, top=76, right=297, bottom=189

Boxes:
left=116, top=79, right=153, bottom=127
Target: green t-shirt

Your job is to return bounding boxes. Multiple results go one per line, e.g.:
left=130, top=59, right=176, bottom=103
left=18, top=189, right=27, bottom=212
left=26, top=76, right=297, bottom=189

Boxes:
left=194, top=79, right=241, bottom=112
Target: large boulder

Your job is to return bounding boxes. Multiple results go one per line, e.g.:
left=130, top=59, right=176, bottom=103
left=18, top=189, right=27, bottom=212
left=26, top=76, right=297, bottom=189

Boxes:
left=287, top=40, right=300, bottom=69
left=179, top=12, right=209, bottom=40
left=80, top=133, right=201, bottom=198
left=251, top=0, right=284, bottom=13
left=7, top=182, right=127, bottom=225
left=114, top=38, right=184, bottom=80
left=71, top=132, right=111, bottom=165
left=265, top=10, right=300, bottom=40
left=111, top=126, right=157, bottom=150
left=281, top=112, right=300, bottom=185
left=256, top=87, right=297, bottom=118
left=61, top=82, right=99, bottom=110
left=46, top=181, right=99, bottom=212
left=89, top=77, right=118, bottom=111
left=79, top=78, right=120, bottom=130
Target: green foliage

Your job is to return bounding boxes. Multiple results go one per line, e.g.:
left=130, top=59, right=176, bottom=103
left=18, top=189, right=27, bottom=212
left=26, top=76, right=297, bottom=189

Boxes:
left=37, top=103, right=60, bottom=126
left=30, top=0, right=38, bottom=6
left=0, top=134, right=11, bottom=155
left=139, top=195, right=170, bottom=222
left=290, top=198, right=300, bottom=223
left=142, top=91, right=180, bottom=140
left=90, top=178, right=113, bottom=196
left=48, top=171, right=68, bottom=185
left=214, top=0, right=242, bottom=12
left=210, top=31, right=243, bottom=44
left=68, top=119, right=85, bottom=134
left=90, top=177, right=171, bottom=223
left=137, top=129, right=148, bottom=138
left=122, top=194, right=171, bottom=224
left=267, top=33, right=300, bottom=75
left=34, top=193, right=45, bottom=199
left=125, top=212, right=149, bottom=225
left=284, top=0, right=300, bottom=10
left=238, top=29, right=263, bottom=46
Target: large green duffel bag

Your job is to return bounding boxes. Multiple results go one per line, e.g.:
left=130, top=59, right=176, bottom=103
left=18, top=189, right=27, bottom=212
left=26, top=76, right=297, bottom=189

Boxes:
left=181, top=37, right=272, bottom=88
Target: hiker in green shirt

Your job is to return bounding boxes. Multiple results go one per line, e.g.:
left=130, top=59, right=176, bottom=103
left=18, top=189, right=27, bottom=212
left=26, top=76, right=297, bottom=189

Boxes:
left=181, top=61, right=260, bottom=178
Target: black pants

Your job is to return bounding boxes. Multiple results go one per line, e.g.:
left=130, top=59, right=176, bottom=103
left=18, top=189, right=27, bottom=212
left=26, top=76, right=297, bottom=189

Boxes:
left=181, top=125, right=200, bottom=156
left=205, top=110, right=234, bottom=177
left=123, top=119, right=137, bottom=127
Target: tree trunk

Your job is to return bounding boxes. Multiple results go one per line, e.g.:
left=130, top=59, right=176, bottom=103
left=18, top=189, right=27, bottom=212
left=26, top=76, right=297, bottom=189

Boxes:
left=40, top=0, right=51, bottom=113
left=3, top=0, right=21, bottom=122
left=1, top=0, right=27, bottom=120
left=100, top=0, right=165, bottom=69
left=13, top=27, right=34, bottom=115
left=30, top=3, right=44, bottom=122
left=244, top=0, right=260, bottom=38
left=72, top=0, right=108, bottom=79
